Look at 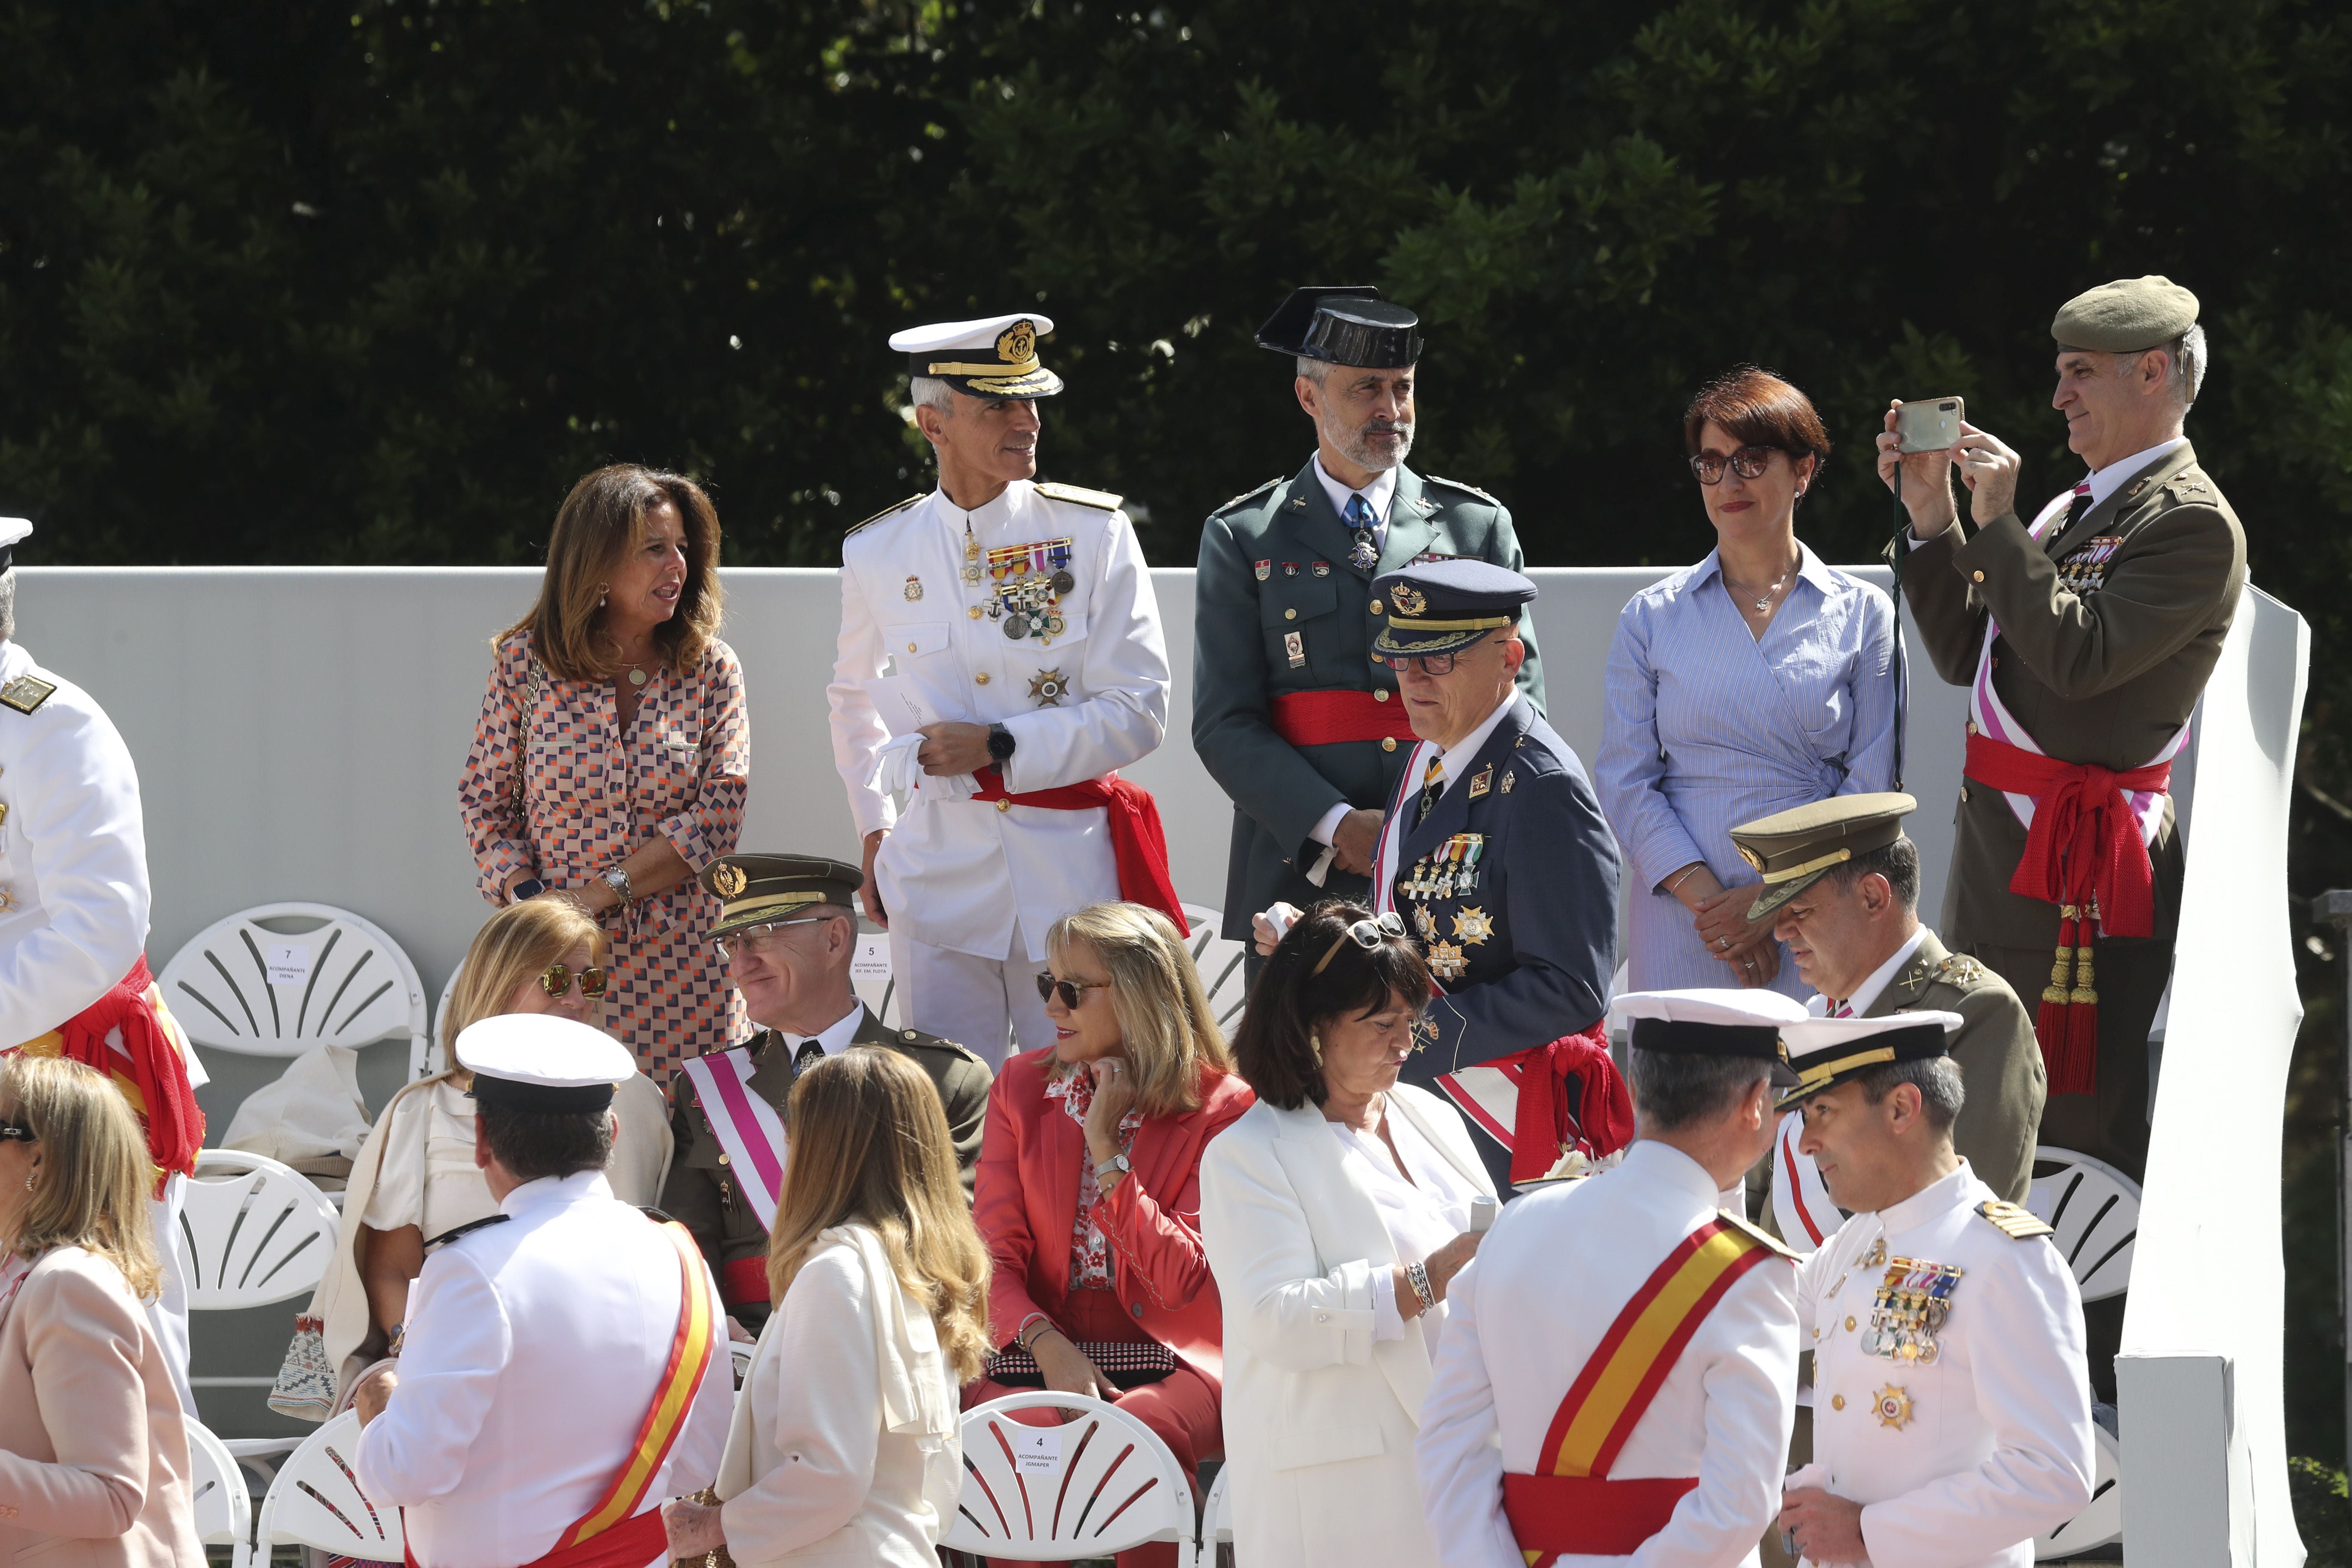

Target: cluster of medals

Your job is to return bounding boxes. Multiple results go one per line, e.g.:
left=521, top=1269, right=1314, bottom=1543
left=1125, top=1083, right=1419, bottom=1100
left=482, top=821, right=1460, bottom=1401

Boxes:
left=1401, top=833, right=1489, bottom=980
left=1860, top=1253, right=1964, bottom=1365
left=2057, top=535, right=2122, bottom=595
left=979, top=533, right=1075, bottom=642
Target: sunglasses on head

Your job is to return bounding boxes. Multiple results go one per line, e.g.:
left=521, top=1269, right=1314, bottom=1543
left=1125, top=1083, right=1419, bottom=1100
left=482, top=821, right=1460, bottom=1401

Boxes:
left=1035, top=971, right=1113, bottom=1010
left=0, top=1117, right=35, bottom=1145
left=1313, top=911, right=1408, bottom=975
left=539, top=962, right=611, bottom=1001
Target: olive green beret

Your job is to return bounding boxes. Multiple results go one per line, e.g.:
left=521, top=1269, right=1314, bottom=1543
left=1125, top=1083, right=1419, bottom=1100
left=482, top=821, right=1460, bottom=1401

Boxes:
left=1728, top=791, right=1917, bottom=922
left=2051, top=275, right=2199, bottom=353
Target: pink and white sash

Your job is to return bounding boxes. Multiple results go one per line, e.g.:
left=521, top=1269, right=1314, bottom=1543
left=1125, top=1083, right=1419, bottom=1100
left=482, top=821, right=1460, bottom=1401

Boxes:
left=1972, top=490, right=2185, bottom=857
left=1368, top=737, right=1442, bottom=921
left=676, top=1047, right=790, bottom=1232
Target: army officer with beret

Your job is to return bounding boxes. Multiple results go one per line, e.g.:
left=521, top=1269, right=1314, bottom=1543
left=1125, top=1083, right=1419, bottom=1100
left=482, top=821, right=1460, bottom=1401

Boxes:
left=1194, top=288, right=1544, bottom=960
left=1880, top=274, right=2244, bottom=1185
left=663, top=853, right=990, bottom=1335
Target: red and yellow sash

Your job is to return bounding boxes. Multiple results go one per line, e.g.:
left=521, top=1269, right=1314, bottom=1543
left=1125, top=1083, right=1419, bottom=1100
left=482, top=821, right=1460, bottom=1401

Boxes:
left=406, top=1219, right=716, bottom=1568
left=1502, top=1216, right=1785, bottom=1565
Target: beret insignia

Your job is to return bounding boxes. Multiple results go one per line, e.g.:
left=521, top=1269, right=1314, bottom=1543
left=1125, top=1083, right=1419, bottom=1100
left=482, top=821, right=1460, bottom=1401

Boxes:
left=710, top=863, right=748, bottom=897
left=1389, top=584, right=1427, bottom=617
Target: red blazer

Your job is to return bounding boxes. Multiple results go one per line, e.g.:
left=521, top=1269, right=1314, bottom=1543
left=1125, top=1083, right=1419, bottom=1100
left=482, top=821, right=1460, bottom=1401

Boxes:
left=975, top=1048, right=1255, bottom=1391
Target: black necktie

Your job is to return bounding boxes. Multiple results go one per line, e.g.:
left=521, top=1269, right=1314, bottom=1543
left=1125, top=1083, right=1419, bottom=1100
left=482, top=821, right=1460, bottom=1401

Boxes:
left=2060, top=482, right=2092, bottom=536
left=793, top=1040, right=825, bottom=1075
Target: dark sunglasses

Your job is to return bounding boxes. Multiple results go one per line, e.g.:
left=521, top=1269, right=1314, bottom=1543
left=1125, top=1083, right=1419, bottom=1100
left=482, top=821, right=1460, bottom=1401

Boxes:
left=1035, top=971, right=1113, bottom=1010
left=1689, top=445, right=1780, bottom=484
left=540, top=962, right=611, bottom=1001
left=1313, top=912, right=1408, bottom=974
left=0, top=1117, right=35, bottom=1145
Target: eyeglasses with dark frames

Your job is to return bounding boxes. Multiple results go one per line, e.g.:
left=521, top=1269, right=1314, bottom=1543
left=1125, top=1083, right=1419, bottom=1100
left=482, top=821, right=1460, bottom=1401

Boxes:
left=539, top=962, right=612, bottom=1001
left=1035, top=971, right=1115, bottom=1011
left=1374, top=630, right=1500, bottom=677
left=712, top=916, right=836, bottom=962
left=0, top=1117, right=36, bottom=1145
left=1313, top=911, right=1409, bottom=974
left=1688, top=445, right=1781, bottom=485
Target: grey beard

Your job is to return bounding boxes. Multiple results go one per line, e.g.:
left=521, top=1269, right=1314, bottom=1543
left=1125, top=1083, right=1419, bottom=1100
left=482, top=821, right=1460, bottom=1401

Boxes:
left=1339, top=421, right=1414, bottom=473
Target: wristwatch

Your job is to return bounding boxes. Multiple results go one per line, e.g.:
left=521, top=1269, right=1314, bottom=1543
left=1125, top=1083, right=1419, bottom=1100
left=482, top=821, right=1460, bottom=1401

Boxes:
left=986, top=722, right=1017, bottom=763
left=1094, top=1151, right=1132, bottom=1182
left=601, top=865, right=634, bottom=907
left=508, top=877, right=547, bottom=905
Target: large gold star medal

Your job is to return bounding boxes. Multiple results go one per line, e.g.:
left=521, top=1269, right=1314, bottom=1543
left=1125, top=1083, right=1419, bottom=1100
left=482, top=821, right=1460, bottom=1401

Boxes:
left=1028, top=668, right=1071, bottom=707
left=1412, top=904, right=1439, bottom=942
left=1450, top=906, right=1494, bottom=946
left=1874, top=1384, right=1915, bottom=1430
left=1425, top=939, right=1467, bottom=981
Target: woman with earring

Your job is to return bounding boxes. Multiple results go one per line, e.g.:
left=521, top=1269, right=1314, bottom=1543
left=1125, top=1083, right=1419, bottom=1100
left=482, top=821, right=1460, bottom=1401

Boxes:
left=1200, top=900, right=1495, bottom=1568
left=1597, top=365, right=1898, bottom=998
left=276, top=898, right=672, bottom=1427
left=965, top=901, right=1253, bottom=1568
left=0, top=1054, right=204, bottom=1566
left=457, top=463, right=750, bottom=1082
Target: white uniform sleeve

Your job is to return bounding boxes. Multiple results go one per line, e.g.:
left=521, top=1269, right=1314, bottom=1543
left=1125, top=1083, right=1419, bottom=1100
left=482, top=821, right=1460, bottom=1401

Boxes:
left=1199, top=1132, right=1383, bottom=1372
left=1413, top=1249, right=1521, bottom=1568
left=354, top=1248, right=511, bottom=1505
left=719, top=1247, right=881, bottom=1558
left=1635, top=1258, right=1801, bottom=1568
left=1856, top=1241, right=2095, bottom=1568
left=0, top=692, right=149, bottom=1045
left=827, top=553, right=896, bottom=840
left=998, top=508, right=1169, bottom=791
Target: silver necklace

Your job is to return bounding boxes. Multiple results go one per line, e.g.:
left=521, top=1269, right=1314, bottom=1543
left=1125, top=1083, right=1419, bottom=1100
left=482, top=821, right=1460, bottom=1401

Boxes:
left=1727, top=565, right=1793, bottom=613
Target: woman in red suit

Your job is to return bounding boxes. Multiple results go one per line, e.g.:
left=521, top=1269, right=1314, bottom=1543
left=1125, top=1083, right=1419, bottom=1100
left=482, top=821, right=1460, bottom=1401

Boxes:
left=968, top=900, right=1253, bottom=1568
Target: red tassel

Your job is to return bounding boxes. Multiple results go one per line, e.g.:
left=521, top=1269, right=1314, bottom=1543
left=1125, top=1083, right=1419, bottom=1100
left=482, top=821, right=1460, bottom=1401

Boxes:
left=2034, top=907, right=2077, bottom=1078
left=2052, top=931, right=2101, bottom=1096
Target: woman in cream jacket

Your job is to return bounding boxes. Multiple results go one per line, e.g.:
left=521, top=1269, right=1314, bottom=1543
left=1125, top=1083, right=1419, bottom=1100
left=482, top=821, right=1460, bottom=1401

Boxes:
left=0, top=1054, right=202, bottom=1568
left=662, top=1047, right=990, bottom=1567
left=1201, top=902, right=1498, bottom=1568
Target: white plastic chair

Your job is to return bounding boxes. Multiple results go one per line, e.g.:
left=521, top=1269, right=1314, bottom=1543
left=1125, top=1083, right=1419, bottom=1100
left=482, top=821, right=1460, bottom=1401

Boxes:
left=2026, top=1145, right=2141, bottom=1302
left=253, top=1409, right=404, bottom=1563
left=429, top=960, right=464, bottom=1078
left=1181, top=903, right=1251, bottom=1034
left=2034, top=1418, right=2122, bottom=1558
left=1200, top=1462, right=1234, bottom=1559
left=187, top=1416, right=254, bottom=1568
left=182, top=1149, right=342, bottom=1312
left=943, top=1392, right=1197, bottom=1565
left=732, top=1341, right=756, bottom=1390
left=159, top=902, right=432, bottom=1081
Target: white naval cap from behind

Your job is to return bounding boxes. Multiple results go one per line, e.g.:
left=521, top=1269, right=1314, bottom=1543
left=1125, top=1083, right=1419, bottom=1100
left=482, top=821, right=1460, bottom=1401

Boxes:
left=1614, top=988, right=1812, bottom=1028
left=0, top=519, right=28, bottom=553
left=456, top=1013, right=633, bottom=1112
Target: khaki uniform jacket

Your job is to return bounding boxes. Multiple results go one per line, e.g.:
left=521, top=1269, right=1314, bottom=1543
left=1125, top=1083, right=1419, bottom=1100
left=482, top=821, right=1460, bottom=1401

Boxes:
left=1864, top=931, right=2046, bottom=1206
left=663, top=1010, right=991, bottom=1279
left=1901, top=441, right=2245, bottom=949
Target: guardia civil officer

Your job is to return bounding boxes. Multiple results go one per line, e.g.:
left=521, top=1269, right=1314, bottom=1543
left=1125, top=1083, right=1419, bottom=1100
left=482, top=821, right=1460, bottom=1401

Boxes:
left=1728, top=794, right=2044, bottom=1248
left=1881, top=275, right=2242, bottom=1185
left=1194, top=289, right=1544, bottom=953
left=1777, top=1012, right=2094, bottom=1568
left=0, top=518, right=206, bottom=1415
left=352, top=1014, right=733, bottom=1568
left=663, top=853, right=990, bottom=1334
left=830, top=315, right=1180, bottom=1069
left=1417, top=990, right=1805, bottom=1568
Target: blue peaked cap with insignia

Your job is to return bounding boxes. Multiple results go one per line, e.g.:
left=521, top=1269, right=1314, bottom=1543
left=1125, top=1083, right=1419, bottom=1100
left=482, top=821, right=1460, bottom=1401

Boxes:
left=1371, top=558, right=1537, bottom=658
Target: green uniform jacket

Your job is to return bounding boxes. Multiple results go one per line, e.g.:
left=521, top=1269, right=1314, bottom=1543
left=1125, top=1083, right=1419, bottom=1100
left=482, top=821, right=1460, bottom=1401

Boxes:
left=1865, top=930, right=2046, bottom=1204
left=1900, top=441, right=2245, bottom=949
left=1192, top=459, right=1544, bottom=938
left=660, top=1009, right=992, bottom=1298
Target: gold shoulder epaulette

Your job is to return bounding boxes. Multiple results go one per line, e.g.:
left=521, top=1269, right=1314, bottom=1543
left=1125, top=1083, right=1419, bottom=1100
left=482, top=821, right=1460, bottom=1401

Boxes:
left=1035, top=481, right=1123, bottom=511
left=0, top=674, right=57, bottom=715
left=1214, top=477, right=1282, bottom=514
left=846, top=495, right=924, bottom=537
left=1423, top=474, right=1504, bottom=508
left=1933, top=954, right=1986, bottom=986
left=1718, top=1208, right=1801, bottom=1262
left=1976, top=1200, right=2053, bottom=1240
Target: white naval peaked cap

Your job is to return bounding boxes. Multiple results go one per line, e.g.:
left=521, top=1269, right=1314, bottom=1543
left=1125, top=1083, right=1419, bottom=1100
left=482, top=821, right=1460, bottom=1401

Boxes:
left=1614, top=988, right=1812, bottom=1027
left=889, top=312, right=1063, bottom=398
left=0, top=518, right=28, bottom=573
left=1615, top=987, right=1808, bottom=1087
left=1779, top=1008, right=1965, bottom=1108
left=455, top=1013, right=634, bottom=1112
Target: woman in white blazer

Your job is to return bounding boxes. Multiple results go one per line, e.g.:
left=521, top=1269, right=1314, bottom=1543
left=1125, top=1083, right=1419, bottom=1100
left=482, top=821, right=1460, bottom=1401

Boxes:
left=660, top=1048, right=990, bottom=1568
left=1200, top=902, right=1498, bottom=1568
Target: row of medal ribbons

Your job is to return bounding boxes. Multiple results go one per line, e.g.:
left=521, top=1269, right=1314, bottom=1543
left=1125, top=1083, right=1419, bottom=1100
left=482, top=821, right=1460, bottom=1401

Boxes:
left=1403, top=833, right=1486, bottom=900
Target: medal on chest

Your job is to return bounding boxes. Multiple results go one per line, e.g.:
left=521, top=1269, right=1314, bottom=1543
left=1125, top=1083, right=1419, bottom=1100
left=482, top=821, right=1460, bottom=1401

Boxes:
left=2058, top=535, right=2123, bottom=595
left=987, top=538, right=1075, bottom=645
left=1859, top=1255, right=1964, bottom=1364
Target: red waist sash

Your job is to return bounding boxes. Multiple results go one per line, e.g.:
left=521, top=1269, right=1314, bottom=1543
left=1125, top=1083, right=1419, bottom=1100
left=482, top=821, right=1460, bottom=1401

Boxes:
left=406, top=1505, right=665, bottom=1568
left=971, top=767, right=1188, bottom=937
left=720, top=1256, right=771, bottom=1308
left=1269, top=688, right=1417, bottom=747
left=1962, top=731, right=2174, bottom=1093
left=11, top=957, right=203, bottom=1188
left=1502, top=1474, right=1700, bottom=1559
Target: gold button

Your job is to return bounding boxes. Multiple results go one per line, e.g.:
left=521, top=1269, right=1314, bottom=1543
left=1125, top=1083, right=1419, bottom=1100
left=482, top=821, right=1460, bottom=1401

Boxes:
left=1972, top=570, right=1985, bottom=583
left=995, top=798, right=1011, bottom=813
left=1375, top=689, right=1390, bottom=702
left=1285, top=608, right=1297, bottom=620
left=1381, top=737, right=1397, bottom=753
left=1960, top=784, right=1971, bottom=802
left=1845, top=1316, right=1856, bottom=1331
left=968, top=606, right=982, bottom=620
left=976, top=672, right=991, bottom=685
left=1370, top=599, right=1384, bottom=613
left=717, top=1152, right=730, bottom=1166
left=1966, top=720, right=1978, bottom=736
left=906, top=642, right=918, bottom=652
left=1831, top=1394, right=1846, bottom=1411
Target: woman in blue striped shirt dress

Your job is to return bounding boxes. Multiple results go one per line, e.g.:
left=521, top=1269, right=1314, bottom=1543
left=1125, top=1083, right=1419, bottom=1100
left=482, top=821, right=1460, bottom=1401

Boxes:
left=1598, top=367, right=1899, bottom=1000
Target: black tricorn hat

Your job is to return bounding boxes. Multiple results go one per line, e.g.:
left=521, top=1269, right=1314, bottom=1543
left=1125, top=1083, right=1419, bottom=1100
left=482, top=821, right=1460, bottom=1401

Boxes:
left=1255, top=287, right=1423, bottom=368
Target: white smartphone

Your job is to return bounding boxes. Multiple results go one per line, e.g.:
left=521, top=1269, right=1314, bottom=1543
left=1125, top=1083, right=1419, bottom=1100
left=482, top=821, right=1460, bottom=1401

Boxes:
left=1896, top=396, right=1965, bottom=453
left=1469, top=1195, right=1499, bottom=1234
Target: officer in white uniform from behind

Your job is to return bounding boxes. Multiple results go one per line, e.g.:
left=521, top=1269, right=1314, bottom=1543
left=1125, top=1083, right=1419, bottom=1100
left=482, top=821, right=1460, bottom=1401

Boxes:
left=1777, top=1012, right=2093, bottom=1568
left=353, top=1015, right=732, bottom=1568
left=1417, top=989, right=1807, bottom=1568
left=829, top=315, right=1173, bottom=1067
left=0, top=517, right=206, bottom=1415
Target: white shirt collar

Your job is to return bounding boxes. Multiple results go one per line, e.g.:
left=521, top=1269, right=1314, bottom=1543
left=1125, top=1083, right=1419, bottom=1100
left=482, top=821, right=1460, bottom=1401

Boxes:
left=1434, top=695, right=1516, bottom=787
left=1622, top=1138, right=1726, bottom=1207
left=1876, top=1158, right=1979, bottom=1232
left=500, top=1168, right=614, bottom=1217
left=1838, top=925, right=1930, bottom=1017
left=933, top=478, right=1027, bottom=530
left=781, top=1002, right=867, bottom=1062
left=2083, top=437, right=2187, bottom=509
left=1312, top=455, right=1398, bottom=532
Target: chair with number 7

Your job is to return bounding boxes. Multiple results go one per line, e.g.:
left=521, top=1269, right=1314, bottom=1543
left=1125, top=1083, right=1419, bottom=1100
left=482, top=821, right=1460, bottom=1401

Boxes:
left=943, top=1391, right=1197, bottom=1566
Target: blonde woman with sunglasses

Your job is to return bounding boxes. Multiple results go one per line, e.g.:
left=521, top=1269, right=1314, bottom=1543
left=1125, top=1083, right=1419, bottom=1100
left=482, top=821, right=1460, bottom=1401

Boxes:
left=280, top=898, right=671, bottom=1421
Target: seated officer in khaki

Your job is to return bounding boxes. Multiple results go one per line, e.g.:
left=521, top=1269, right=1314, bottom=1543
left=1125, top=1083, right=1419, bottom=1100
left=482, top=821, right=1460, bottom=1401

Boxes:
left=1733, top=794, right=2044, bottom=1222
left=662, top=854, right=989, bottom=1336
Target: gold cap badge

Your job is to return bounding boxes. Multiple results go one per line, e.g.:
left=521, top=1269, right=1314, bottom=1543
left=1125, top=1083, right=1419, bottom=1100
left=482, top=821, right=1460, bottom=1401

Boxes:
left=710, top=863, right=748, bottom=897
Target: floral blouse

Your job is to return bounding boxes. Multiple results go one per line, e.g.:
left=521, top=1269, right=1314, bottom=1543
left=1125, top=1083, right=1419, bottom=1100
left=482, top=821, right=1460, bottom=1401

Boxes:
left=1047, top=1065, right=1144, bottom=1291
left=457, top=629, right=750, bottom=1077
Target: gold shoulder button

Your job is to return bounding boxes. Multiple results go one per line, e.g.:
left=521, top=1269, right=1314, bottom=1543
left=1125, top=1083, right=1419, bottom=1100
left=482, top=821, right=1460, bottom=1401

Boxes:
left=1718, top=1208, right=1801, bottom=1262
left=1976, top=1199, right=2054, bottom=1240
left=1035, top=481, right=1124, bottom=511
left=846, top=494, right=924, bottom=536
left=0, top=675, right=57, bottom=715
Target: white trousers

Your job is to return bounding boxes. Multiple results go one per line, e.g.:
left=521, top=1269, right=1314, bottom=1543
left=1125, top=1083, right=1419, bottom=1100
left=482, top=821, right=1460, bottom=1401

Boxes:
left=889, top=918, right=1052, bottom=1072
left=147, top=1172, right=196, bottom=1416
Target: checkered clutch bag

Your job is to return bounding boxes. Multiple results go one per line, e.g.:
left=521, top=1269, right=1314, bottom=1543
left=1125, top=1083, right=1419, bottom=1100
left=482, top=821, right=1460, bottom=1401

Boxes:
left=986, top=1338, right=1179, bottom=1389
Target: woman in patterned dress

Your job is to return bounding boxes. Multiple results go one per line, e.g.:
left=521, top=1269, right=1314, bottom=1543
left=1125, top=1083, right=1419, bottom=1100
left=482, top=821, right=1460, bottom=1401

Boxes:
left=458, top=465, right=750, bottom=1080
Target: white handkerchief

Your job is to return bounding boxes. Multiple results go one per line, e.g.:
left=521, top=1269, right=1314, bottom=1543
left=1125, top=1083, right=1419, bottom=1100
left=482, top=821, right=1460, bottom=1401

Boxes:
left=870, top=732, right=978, bottom=805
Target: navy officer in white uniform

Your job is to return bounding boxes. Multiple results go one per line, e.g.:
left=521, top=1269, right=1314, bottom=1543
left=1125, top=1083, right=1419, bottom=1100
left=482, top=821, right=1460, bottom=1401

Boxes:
left=1777, top=1011, right=2093, bottom=1568
left=828, top=314, right=1173, bottom=1068
left=1417, top=989, right=1806, bottom=1568
left=353, top=1014, right=732, bottom=1568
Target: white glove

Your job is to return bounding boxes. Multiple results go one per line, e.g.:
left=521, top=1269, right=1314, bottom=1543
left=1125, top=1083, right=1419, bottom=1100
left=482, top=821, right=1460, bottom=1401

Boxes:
left=869, top=733, right=980, bottom=807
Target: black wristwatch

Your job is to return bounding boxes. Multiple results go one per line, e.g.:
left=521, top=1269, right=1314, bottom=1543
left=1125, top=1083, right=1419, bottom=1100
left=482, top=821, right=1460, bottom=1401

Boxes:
left=986, top=723, right=1017, bottom=763
left=508, top=877, right=548, bottom=904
